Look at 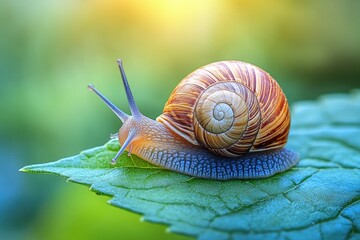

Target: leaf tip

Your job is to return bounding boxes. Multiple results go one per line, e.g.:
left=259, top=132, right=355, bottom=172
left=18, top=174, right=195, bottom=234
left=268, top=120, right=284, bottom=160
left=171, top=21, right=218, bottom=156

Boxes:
left=19, top=165, right=35, bottom=173
left=18, top=164, right=48, bottom=174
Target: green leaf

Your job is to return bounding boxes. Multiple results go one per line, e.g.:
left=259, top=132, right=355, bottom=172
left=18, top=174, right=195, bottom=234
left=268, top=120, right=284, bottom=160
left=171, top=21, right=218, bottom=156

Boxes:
left=21, top=90, right=360, bottom=240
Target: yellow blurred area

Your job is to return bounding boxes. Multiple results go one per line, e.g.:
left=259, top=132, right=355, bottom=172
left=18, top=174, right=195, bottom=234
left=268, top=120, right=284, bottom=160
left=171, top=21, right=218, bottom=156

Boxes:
left=1, top=0, right=359, bottom=239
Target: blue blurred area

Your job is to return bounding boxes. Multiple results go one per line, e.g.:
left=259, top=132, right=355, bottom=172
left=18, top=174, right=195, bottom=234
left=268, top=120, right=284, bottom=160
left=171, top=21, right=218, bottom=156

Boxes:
left=1, top=0, right=359, bottom=239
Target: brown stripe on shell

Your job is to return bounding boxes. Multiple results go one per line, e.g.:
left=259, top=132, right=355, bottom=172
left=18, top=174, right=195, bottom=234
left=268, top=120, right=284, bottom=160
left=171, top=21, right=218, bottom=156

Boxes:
left=156, top=61, right=290, bottom=157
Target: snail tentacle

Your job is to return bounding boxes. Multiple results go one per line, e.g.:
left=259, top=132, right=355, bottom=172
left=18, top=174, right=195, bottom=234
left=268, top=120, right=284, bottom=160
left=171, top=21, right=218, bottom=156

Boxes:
left=88, top=84, right=129, bottom=123
left=117, top=59, right=142, bottom=120
left=111, top=129, right=136, bottom=165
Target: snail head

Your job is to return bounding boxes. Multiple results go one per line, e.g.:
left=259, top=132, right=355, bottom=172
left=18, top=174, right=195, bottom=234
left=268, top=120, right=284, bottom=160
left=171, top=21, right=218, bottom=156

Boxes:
left=88, top=59, right=143, bottom=165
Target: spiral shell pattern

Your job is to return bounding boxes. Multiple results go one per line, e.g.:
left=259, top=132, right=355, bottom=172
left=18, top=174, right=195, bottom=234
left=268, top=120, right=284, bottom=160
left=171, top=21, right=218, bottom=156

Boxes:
left=193, top=82, right=261, bottom=156
left=157, top=61, right=290, bottom=157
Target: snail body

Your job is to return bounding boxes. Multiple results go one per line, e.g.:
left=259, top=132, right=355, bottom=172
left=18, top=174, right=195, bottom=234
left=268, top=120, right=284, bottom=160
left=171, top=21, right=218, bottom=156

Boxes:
left=88, top=60, right=299, bottom=180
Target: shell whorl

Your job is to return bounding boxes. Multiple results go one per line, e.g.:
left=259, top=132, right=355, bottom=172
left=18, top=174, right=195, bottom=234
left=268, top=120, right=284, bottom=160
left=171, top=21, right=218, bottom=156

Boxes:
left=157, top=61, right=290, bottom=157
left=193, top=82, right=261, bottom=156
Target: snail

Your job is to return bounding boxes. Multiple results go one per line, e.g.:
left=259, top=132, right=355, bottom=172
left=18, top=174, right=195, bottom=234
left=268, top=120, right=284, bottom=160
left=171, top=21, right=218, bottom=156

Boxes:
left=88, top=60, right=299, bottom=180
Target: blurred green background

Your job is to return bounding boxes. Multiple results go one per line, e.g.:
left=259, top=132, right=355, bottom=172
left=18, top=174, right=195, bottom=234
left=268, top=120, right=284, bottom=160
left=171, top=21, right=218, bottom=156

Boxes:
left=1, top=0, right=359, bottom=239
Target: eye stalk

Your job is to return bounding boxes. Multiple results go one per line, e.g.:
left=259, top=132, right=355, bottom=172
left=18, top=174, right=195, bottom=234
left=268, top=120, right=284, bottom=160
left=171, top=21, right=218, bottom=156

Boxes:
left=116, top=59, right=142, bottom=120
left=88, top=59, right=143, bottom=164
left=87, top=84, right=129, bottom=123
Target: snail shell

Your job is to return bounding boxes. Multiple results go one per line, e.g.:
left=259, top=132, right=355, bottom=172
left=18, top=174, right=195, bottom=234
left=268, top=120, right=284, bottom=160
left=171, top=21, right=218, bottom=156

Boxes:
left=157, top=61, right=290, bottom=157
